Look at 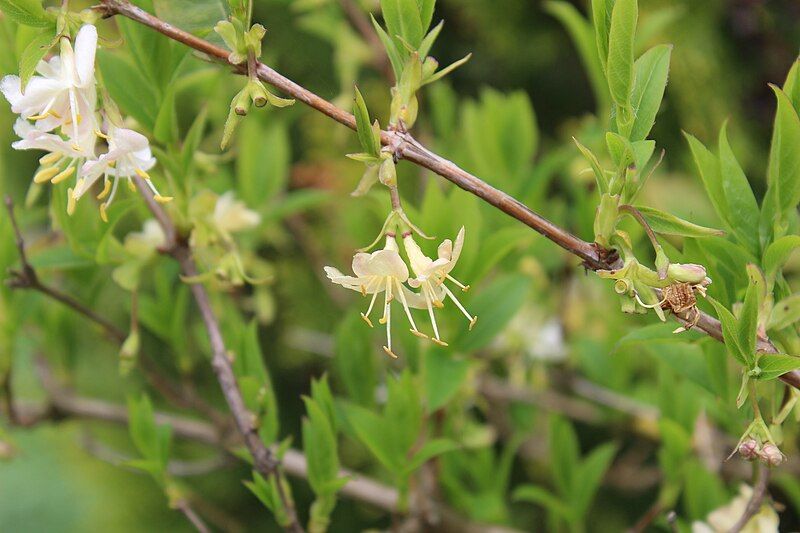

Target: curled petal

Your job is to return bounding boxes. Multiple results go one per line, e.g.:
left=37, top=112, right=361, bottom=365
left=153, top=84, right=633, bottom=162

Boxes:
left=74, top=25, right=98, bottom=87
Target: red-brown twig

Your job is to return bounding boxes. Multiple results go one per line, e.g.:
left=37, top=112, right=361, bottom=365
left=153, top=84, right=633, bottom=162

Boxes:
left=729, top=466, right=771, bottom=533
left=93, top=0, right=800, bottom=390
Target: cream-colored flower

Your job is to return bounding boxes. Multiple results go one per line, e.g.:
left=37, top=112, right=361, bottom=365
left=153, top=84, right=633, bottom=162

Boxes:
left=403, top=226, right=476, bottom=346
left=74, top=126, right=164, bottom=220
left=325, top=235, right=427, bottom=357
left=213, top=191, right=261, bottom=237
left=1, top=25, right=98, bottom=145
left=691, top=484, right=778, bottom=533
left=11, top=118, right=94, bottom=189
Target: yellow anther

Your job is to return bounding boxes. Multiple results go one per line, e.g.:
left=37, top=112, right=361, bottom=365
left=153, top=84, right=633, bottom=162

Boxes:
left=360, top=286, right=367, bottom=296
left=50, top=166, right=75, bottom=184
left=154, top=195, right=173, bottom=204
left=360, top=313, right=374, bottom=328
left=96, top=179, right=112, bottom=200
left=378, top=316, right=387, bottom=325
left=39, top=152, right=62, bottom=166
left=382, top=346, right=399, bottom=359
left=33, top=166, right=60, bottom=184
left=127, top=179, right=136, bottom=192
left=469, top=316, right=478, bottom=331
left=433, top=300, right=444, bottom=309
left=461, top=285, right=471, bottom=292
left=28, top=113, right=48, bottom=120
left=66, top=188, right=77, bottom=215
left=108, top=160, right=116, bottom=168
left=410, top=329, right=429, bottom=339
left=99, top=203, right=108, bottom=223
left=71, top=143, right=82, bottom=152
left=49, top=110, right=61, bottom=119
left=135, top=168, right=151, bottom=179
left=94, top=129, right=108, bottom=139
left=431, top=338, right=449, bottom=347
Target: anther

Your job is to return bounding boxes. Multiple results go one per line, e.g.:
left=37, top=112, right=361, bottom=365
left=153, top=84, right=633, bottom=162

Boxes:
left=410, top=329, right=429, bottom=339
left=135, top=168, right=151, bottom=180
left=360, top=313, right=374, bottom=328
left=33, top=166, right=60, bottom=184
left=469, top=316, right=478, bottom=331
left=66, top=188, right=77, bottom=215
left=382, top=346, right=399, bottom=359
left=51, top=166, right=75, bottom=184
left=431, top=338, right=449, bottom=347
left=39, top=152, right=61, bottom=166
left=99, top=203, right=109, bottom=223
left=154, top=195, right=173, bottom=203
left=97, top=179, right=112, bottom=200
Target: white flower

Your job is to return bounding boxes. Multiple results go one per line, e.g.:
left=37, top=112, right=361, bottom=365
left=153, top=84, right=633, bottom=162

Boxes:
left=403, top=226, right=477, bottom=346
left=325, top=235, right=428, bottom=357
left=691, top=484, right=778, bottom=533
left=11, top=118, right=94, bottom=186
left=213, top=192, right=261, bottom=236
left=1, top=25, right=98, bottom=145
left=74, top=126, right=165, bottom=220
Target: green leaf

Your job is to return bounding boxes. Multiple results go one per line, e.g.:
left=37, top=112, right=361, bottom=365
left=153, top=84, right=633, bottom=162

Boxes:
left=0, top=0, right=52, bottom=27
left=403, top=438, right=458, bottom=475
left=769, top=294, right=800, bottom=331
left=181, top=106, right=208, bottom=176
left=353, top=86, right=380, bottom=157
left=384, top=370, right=423, bottom=458
left=513, top=485, right=571, bottom=520
left=548, top=416, right=579, bottom=497
left=302, top=398, right=341, bottom=496
left=153, top=82, right=178, bottom=144
left=381, top=0, right=424, bottom=49
left=737, top=265, right=762, bottom=364
left=18, top=29, right=54, bottom=88
left=371, top=14, right=405, bottom=78
left=763, top=235, right=800, bottom=289
left=756, top=354, right=800, bottom=381
left=334, top=313, right=376, bottom=408
left=767, top=85, right=800, bottom=219
left=684, top=132, right=731, bottom=230
left=235, top=321, right=279, bottom=444
left=718, top=124, right=760, bottom=254
left=606, top=0, right=637, bottom=110
left=97, top=51, right=158, bottom=131
left=417, top=0, right=435, bottom=32
left=154, top=0, right=228, bottom=33
left=245, top=472, right=294, bottom=527
left=629, top=44, right=671, bottom=141
left=452, top=274, right=530, bottom=352
left=574, top=137, right=609, bottom=193
left=591, top=0, right=615, bottom=73
left=340, top=402, right=399, bottom=474
left=572, top=443, right=616, bottom=518
left=127, top=394, right=172, bottom=472
left=707, top=297, right=749, bottom=367
left=634, top=206, right=724, bottom=237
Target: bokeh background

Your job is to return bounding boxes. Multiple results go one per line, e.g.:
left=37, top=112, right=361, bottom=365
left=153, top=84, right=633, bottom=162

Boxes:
left=1, top=0, right=799, bottom=531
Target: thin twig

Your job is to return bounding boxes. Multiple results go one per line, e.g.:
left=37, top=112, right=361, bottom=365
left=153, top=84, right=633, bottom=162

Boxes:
left=176, top=500, right=212, bottom=533
left=93, top=0, right=800, bottom=390
left=729, top=466, right=771, bottom=533
left=3, top=196, right=226, bottom=425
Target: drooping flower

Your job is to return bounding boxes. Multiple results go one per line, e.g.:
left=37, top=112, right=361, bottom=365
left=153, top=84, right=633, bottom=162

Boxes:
left=403, top=226, right=477, bottom=346
left=325, top=235, right=427, bottom=358
left=213, top=191, right=261, bottom=238
left=74, top=126, right=166, bottom=220
left=11, top=118, right=95, bottom=187
left=0, top=25, right=98, bottom=144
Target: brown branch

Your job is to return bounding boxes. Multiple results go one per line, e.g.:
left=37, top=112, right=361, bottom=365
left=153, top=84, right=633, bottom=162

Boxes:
left=3, top=196, right=226, bottom=425
left=93, top=0, right=800, bottom=390
left=729, top=466, right=771, bottom=533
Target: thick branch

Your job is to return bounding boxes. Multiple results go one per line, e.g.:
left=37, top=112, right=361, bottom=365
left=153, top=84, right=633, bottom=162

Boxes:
left=93, top=0, right=800, bottom=390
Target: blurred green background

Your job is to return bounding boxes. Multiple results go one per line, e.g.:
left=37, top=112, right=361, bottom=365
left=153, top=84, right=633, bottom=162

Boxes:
left=1, top=0, right=799, bottom=531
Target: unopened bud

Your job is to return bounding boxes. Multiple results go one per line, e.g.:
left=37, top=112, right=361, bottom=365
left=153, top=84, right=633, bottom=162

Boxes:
left=738, top=438, right=759, bottom=460
left=378, top=157, right=397, bottom=187
left=614, top=278, right=631, bottom=295
left=119, top=330, right=140, bottom=376
left=422, top=57, right=438, bottom=79
left=759, top=443, right=784, bottom=466
left=233, top=87, right=251, bottom=116
left=667, top=263, right=708, bottom=284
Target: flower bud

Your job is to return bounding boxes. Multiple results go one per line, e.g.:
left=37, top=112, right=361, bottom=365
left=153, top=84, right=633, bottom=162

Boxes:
left=614, top=278, right=631, bottom=295
left=234, top=88, right=251, bottom=116
left=759, top=443, right=784, bottom=466
left=119, top=330, right=140, bottom=376
left=422, top=57, right=438, bottom=79
left=667, top=263, right=707, bottom=284
left=378, top=157, right=397, bottom=187
left=738, top=438, right=759, bottom=460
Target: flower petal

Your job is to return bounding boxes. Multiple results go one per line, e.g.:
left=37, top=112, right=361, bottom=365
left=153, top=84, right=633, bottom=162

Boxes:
left=74, top=25, right=97, bottom=87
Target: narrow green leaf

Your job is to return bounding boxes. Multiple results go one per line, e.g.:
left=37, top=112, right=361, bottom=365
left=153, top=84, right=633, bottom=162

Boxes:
left=629, top=44, right=671, bottom=141
left=767, top=85, right=800, bottom=217
left=548, top=416, right=579, bottom=497
left=707, top=297, right=749, bottom=367
left=634, top=206, right=724, bottom=237
left=153, top=0, right=228, bottom=33
left=684, top=132, right=731, bottom=230
left=18, top=29, right=54, bottom=88
left=380, top=0, right=424, bottom=49
left=591, top=0, right=615, bottom=73
left=606, top=0, right=637, bottom=109
left=574, top=138, right=608, bottom=193
left=513, top=485, right=572, bottom=520
left=718, top=124, right=760, bottom=254
left=763, top=235, right=800, bottom=289
left=417, top=0, right=435, bottom=32
left=353, top=86, right=380, bottom=157
left=302, top=398, right=340, bottom=496
left=572, top=444, right=617, bottom=517
left=403, top=438, right=458, bottom=475
left=423, top=347, right=470, bottom=411
left=737, top=266, right=762, bottom=366
left=371, top=14, right=405, bottom=78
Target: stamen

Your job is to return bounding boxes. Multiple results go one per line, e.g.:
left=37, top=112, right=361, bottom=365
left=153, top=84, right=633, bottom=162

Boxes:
left=33, top=166, right=60, bottom=184
left=363, top=289, right=379, bottom=320
left=447, top=274, right=470, bottom=292
left=135, top=168, right=151, bottom=180
left=379, top=280, right=392, bottom=325
left=422, top=285, right=444, bottom=344
left=99, top=203, right=109, bottom=223
left=95, top=129, right=108, bottom=139
left=96, top=179, right=112, bottom=200
left=382, top=346, right=398, bottom=359
left=360, top=313, right=374, bottom=328
left=39, top=152, right=62, bottom=166
left=394, top=278, right=425, bottom=337
left=28, top=113, right=49, bottom=120
left=127, top=179, right=136, bottom=192
left=66, top=188, right=76, bottom=215
left=154, top=195, right=174, bottom=204
left=50, top=166, right=75, bottom=184
left=383, top=280, right=393, bottom=353
left=68, top=87, right=80, bottom=146
left=442, top=284, right=478, bottom=329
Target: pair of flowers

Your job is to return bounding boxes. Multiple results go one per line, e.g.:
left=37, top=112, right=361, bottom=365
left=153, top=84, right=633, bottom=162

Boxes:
left=1, top=24, right=168, bottom=220
left=325, top=227, right=476, bottom=358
